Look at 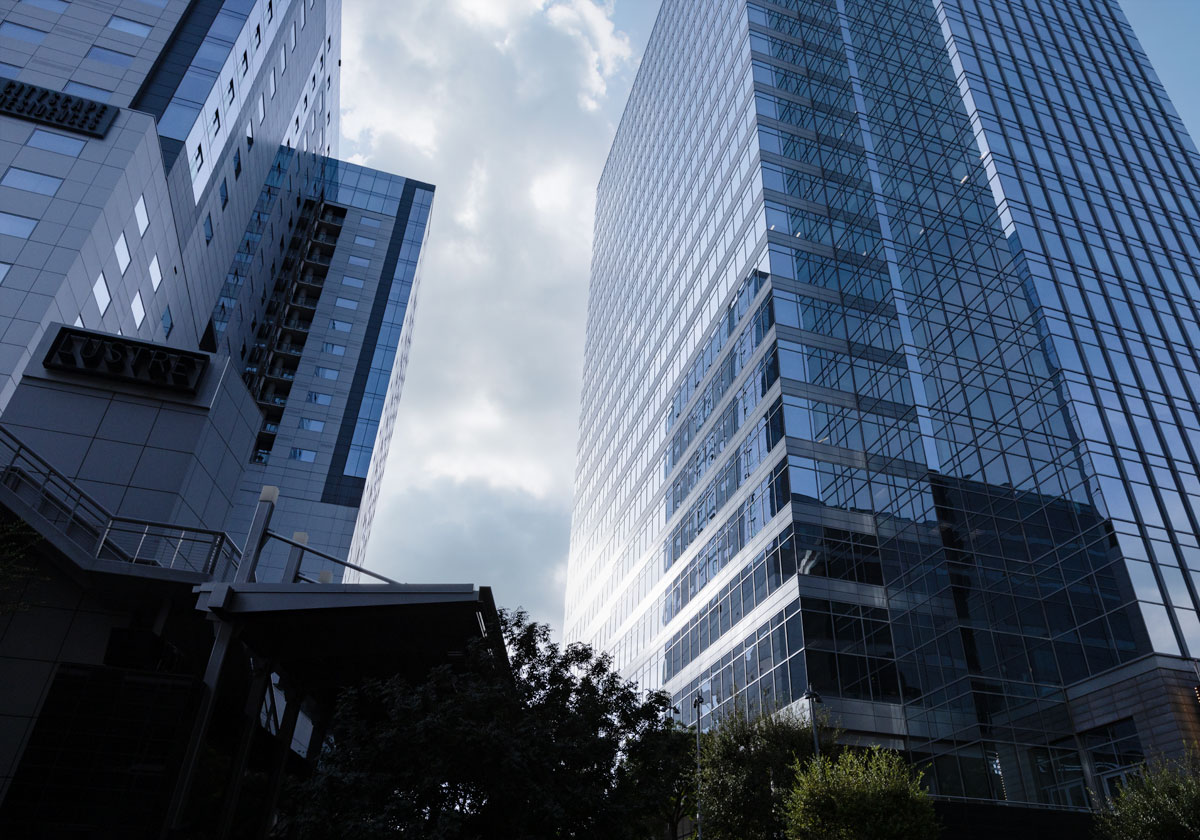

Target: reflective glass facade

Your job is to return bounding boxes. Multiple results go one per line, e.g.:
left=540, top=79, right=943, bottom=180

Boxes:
left=568, top=0, right=1200, bottom=808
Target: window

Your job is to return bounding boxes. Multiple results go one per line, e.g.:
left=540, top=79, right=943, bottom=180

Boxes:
left=219, top=178, right=228, bottom=208
left=0, top=212, right=36, bottom=238
left=226, top=79, right=235, bottom=105
left=63, top=81, right=111, bottom=102
left=86, top=46, right=134, bottom=67
left=0, top=22, right=48, bottom=43
left=299, top=417, right=325, bottom=432
left=306, top=391, right=332, bottom=405
left=241, top=51, right=248, bottom=76
left=267, top=0, right=274, bottom=21
left=19, top=0, right=69, bottom=12
left=131, top=291, right=145, bottom=327
left=254, top=24, right=261, bottom=47
left=107, top=16, right=152, bottom=38
left=290, top=21, right=297, bottom=51
left=280, top=46, right=286, bottom=75
left=301, top=2, right=306, bottom=27
left=0, top=262, right=10, bottom=284
left=289, top=448, right=317, bottom=462
left=114, top=233, right=130, bottom=273
left=269, top=68, right=276, bottom=98
left=1, top=167, right=61, bottom=196
left=192, top=143, right=204, bottom=174
left=360, top=216, right=381, bottom=228
left=245, top=120, right=254, bottom=148
left=257, top=93, right=266, bottom=123
left=354, top=235, right=376, bottom=247
left=203, top=214, right=213, bottom=244
left=93, top=273, right=111, bottom=314
left=342, top=275, right=364, bottom=288
left=161, top=305, right=173, bottom=337
left=233, top=148, right=241, bottom=178
left=212, top=108, right=220, bottom=132
left=348, top=255, right=370, bottom=268
left=329, top=319, right=352, bottom=332
left=335, top=297, right=358, bottom=310
left=314, top=366, right=339, bottom=380
left=149, top=254, right=162, bottom=290
left=134, top=196, right=149, bottom=234
left=322, top=342, right=346, bottom=355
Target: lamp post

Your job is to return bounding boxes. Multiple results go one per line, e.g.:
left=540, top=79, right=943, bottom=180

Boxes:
left=801, top=686, right=822, bottom=758
left=693, top=690, right=704, bottom=840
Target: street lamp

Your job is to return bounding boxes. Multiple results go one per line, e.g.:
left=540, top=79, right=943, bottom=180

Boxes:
left=801, top=686, right=822, bottom=758
left=693, top=690, right=704, bottom=840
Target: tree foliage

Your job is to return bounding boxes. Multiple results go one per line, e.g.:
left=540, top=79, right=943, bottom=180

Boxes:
left=280, top=609, right=676, bottom=840
left=0, top=517, right=43, bottom=615
left=698, top=699, right=833, bottom=840
left=784, top=746, right=938, bottom=840
left=1095, top=752, right=1200, bottom=840
left=617, top=718, right=695, bottom=840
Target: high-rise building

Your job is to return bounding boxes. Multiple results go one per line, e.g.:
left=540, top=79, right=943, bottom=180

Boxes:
left=567, top=0, right=1200, bottom=809
left=0, top=0, right=431, bottom=573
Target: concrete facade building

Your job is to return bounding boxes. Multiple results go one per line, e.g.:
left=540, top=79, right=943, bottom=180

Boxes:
left=0, top=0, right=433, bottom=571
left=567, top=0, right=1200, bottom=809
left=0, top=1, right=460, bottom=834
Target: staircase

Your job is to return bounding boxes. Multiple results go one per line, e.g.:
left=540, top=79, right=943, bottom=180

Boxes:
left=0, top=425, right=241, bottom=579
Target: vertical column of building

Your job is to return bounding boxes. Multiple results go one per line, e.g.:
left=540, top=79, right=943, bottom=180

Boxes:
left=567, top=0, right=781, bottom=713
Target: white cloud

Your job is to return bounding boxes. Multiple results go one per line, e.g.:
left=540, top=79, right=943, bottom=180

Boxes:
left=451, top=0, right=547, bottom=31
left=547, top=0, right=634, bottom=110
left=455, top=160, right=489, bottom=232
left=529, top=161, right=595, bottom=242
left=338, top=0, right=649, bottom=630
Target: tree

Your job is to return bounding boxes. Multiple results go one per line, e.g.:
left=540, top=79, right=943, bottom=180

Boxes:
left=0, top=518, right=43, bottom=615
left=280, top=609, right=678, bottom=839
left=1095, top=752, right=1200, bottom=840
left=784, top=746, right=938, bottom=840
left=699, top=699, right=834, bottom=840
left=617, top=718, right=695, bottom=840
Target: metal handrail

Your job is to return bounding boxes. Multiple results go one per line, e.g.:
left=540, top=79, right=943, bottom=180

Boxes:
left=265, top=529, right=399, bottom=584
left=0, top=425, right=243, bottom=578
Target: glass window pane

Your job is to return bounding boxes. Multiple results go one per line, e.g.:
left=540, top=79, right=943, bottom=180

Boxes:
left=134, top=196, right=149, bottom=234
left=115, top=233, right=130, bottom=273
left=93, top=273, right=110, bottom=314
left=27, top=129, right=85, bottom=156
left=0, top=212, right=37, bottom=238
left=0, top=22, right=47, bottom=43
left=1, top=167, right=61, bottom=196
left=106, top=15, right=152, bottom=37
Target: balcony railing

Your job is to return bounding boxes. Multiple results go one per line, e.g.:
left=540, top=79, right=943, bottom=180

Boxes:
left=0, top=426, right=240, bottom=578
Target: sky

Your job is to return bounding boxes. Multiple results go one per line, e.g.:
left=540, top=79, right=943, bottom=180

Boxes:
left=341, top=0, right=1200, bottom=635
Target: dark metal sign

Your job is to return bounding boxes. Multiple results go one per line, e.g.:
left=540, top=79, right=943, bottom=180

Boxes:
left=0, top=80, right=118, bottom=138
left=44, top=327, right=208, bottom=394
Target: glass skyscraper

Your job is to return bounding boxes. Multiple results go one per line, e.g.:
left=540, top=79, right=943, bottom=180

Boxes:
left=0, top=0, right=431, bottom=574
left=567, top=0, right=1200, bottom=808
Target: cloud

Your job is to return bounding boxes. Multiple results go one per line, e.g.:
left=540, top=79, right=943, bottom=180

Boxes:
left=451, top=0, right=548, bottom=31
left=546, top=1, right=634, bottom=110
left=340, top=1, right=645, bottom=631
left=369, top=478, right=572, bottom=632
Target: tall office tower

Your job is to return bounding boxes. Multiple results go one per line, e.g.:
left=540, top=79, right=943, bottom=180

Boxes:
left=0, top=0, right=431, bottom=571
left=567, top=0, right=1200, bottom=809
